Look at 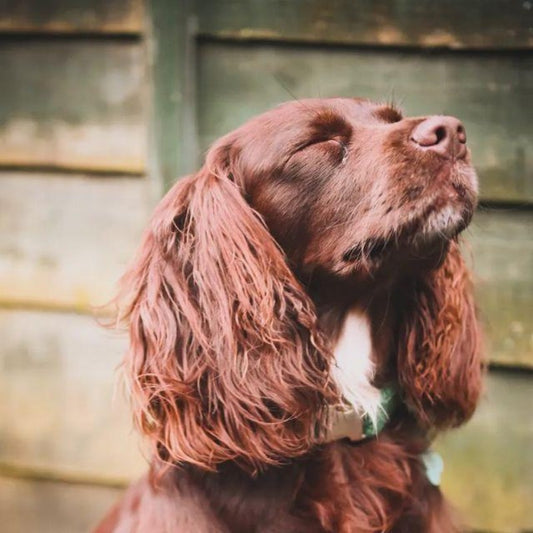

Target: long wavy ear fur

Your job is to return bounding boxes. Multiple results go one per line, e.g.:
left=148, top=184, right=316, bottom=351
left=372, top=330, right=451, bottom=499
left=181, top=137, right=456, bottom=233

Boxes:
left=397, top=241, right=484, bottom=428
left=115, top=150, right=338, bottom=472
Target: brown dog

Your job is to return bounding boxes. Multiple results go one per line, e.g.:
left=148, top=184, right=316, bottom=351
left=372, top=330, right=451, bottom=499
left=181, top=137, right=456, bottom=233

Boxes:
left=96, top=98, right=483, bottom=532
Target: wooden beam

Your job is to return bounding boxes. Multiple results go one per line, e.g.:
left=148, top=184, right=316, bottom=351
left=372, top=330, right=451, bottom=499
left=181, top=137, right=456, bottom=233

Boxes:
left=0, top=173, right=152, bottom=312
left=1, top=173, right=531, bottom=368
left=148, top=0, right=198, bottom=192
left=0, top=309, right=145, bottom=482
left=470, top=209, right=533, bottom=369
left=437, top=369, right=533, bottom=531
left=0, top=0, right=143, bottom=35
left=0, top=39, right=146, bottom=173
left=197, top=0, right=533, bottom=50
left=198, top=42, right=533, bottom=203
left=0, top=476, right=123, bottom=533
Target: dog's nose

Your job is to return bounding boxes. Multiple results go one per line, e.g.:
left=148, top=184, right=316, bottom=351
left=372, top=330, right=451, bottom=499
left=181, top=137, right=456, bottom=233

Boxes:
left=410, top=116, right=467, bottom=159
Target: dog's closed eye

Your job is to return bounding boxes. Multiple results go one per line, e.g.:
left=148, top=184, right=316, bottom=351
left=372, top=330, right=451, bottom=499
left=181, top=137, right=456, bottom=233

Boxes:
left=300, top=138, right=348, bottom=164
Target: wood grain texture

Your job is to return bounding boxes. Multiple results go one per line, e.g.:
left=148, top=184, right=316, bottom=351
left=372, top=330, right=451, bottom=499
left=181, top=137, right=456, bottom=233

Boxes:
left=148, top=0, right=198, bottom=192
left=198, top=42, right=533, bottom=203
left=437, top=370, right=533, bottom=532
left=197, top=0, right=533, bottom=49
left=0, top=476, right=123, bottom=533
left=470, top=209, right=533, bottom=369
left=0, top=309, right=146, bottom=482
left=0, top=40, right=146, bottom=173
left=0, top=0, right=143, bottom=34
left=1, top=352, right=530, bottom=531
left=0, top=173, right=152, bottom=311
left=1, top=175, right=531, bottom=367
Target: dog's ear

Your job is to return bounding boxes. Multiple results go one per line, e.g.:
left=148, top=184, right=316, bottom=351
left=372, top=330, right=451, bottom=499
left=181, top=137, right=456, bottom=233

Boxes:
left=397, top=241, right=484, bottom=428
left=115, top=145, right=338, bottom=472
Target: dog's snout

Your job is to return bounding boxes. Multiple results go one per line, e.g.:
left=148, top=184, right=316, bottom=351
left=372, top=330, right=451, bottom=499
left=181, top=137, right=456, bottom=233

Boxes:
left=410, top=116, right=467, bottom=159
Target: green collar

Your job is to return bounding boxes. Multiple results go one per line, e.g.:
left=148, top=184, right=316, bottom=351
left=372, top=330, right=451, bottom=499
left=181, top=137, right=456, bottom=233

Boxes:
left=321, top=384, right=399, bottom=443
left=361, top=384, right=399, bottom=438
left=319, top=385, right=444, bottom=486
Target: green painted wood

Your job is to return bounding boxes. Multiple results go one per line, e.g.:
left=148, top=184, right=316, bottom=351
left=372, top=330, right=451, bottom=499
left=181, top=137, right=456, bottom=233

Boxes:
left=0, top=173, right=152, bottom=311
left=148, top=0, right=198, bottom=193
left=197, top=0, right=533, bottom=49
left=198, top=42, right=533, bottom=203
left=0, top=309, right=145, bottom=481
left=0, top=0, right=143, bottom=34
left=1, top=176, right=531, bottom=368
left=0, top=40, right=146, bottom=173
left=469, top=209, right=533, bottom=369
left=437, top=370, right=533, bottom=532
left=0, top=476, right=123, bottom=533
left=1, top=356, right=530, bottom=532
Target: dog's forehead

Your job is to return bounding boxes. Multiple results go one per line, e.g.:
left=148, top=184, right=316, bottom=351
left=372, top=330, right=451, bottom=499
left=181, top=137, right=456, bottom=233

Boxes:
left=227, top=97, right=401, bottom=162
left=262, top=98, right=391, bottom=129
left=323, top=98, right=388, bottom=126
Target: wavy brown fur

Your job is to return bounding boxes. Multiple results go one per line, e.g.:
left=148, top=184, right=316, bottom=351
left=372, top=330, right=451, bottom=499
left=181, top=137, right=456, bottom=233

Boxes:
left=398, top=242, right=483, bottom=429
left=97, top=98, right=484, bottom=532
left=116, top=161, right=339, bottom=472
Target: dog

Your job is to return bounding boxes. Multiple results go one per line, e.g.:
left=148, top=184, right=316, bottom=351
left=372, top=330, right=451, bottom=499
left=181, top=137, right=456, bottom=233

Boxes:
left=95, top=98, right=483, bottom=532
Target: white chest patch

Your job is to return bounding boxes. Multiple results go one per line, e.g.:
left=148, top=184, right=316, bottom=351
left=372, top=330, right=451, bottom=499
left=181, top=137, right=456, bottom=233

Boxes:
left=332, top=310, right=381, bottom=425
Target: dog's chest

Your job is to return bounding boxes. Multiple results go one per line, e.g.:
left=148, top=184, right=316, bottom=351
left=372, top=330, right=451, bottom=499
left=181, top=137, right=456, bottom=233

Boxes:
left=332, top=310, right=381, bottom=420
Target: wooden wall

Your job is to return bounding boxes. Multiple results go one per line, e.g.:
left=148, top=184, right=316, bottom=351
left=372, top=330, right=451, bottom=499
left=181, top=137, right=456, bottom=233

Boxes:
left=0, top=1, right=531, bottom=531
left=0, top=2, right=150, bottom=531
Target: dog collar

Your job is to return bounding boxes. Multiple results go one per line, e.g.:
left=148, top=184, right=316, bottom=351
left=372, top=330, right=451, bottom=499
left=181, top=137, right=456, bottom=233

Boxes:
left=321, top=384, right=399, bottom=443
left=319, top=385, right=444, bottom=486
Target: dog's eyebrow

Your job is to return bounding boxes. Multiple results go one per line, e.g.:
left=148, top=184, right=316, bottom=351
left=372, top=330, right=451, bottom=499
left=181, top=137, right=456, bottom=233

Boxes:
left=309, top=110, right=352, bottom=140
left=373, top=105, right=403, bottom=123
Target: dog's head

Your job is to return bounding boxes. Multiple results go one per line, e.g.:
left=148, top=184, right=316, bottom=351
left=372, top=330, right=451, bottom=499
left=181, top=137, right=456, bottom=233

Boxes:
left=117, top=99, right=481, bottom=472
left=223, top=98, right=477, bottom=279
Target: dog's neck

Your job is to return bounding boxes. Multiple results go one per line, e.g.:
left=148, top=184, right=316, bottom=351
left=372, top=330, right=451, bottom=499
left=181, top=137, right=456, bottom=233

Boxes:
left=307, top=275, right=398, bottom=423
left=331, top=309, right=382, bottom=424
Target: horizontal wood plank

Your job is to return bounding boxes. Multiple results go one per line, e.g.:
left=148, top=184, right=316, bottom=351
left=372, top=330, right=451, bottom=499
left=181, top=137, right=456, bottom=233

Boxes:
left=197, top=0, right=533, bottom=49
left=469, top=209, right=533, bottom=369
left=0, top=40, right=146, bottom=173
left=0, top=476, right=123, bottom=533
left=198, top=42, right=533, bottom=203
left=0, top=309, right=146, bottom=481
left=0, top=173, right=152, bottom=311
left=436, top=370, right=533, bottom=532
left=1, top=349, right=530, bottom=532
left=0, top=0, right=143, bottom=34
left=1, top=174, right=531, bottom=368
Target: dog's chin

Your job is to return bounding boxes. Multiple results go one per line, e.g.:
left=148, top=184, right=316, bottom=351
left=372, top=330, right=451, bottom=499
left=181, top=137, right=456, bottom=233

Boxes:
left=342, top=203, right=472, bottom=270
left=412, top=204, right=471, bottom=248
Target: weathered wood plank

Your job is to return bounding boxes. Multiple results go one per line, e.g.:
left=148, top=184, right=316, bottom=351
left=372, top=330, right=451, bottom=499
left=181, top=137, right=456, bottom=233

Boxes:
left=0, top=40, right=146, bottom=173
left=0, top=0, right=143, bottom=34
left=0, top=173, right=152, bottom=311
left=1, top=175, right=531, bottom=367
left=0, top=309, right=146, bottom=481
left=197, top=0, right=533, bottom=49
left=0, top=476, right=123, bottom=533
left=469, top=209, right=533, bottom=369
left=148, top=0, right=198, bottom=192
left=198, top=42, right=533, bottom=203
left=437, top=370, right=533, bottom=532
left=1, top=352, right=530, bottom=532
